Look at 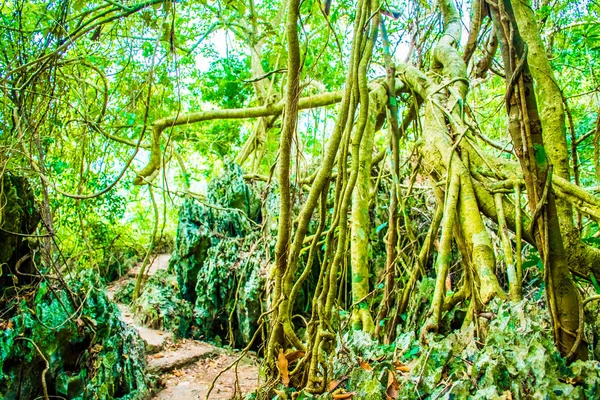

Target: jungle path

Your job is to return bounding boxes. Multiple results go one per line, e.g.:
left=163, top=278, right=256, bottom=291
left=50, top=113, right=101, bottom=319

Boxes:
left=107, top=254, right=259, bottom=399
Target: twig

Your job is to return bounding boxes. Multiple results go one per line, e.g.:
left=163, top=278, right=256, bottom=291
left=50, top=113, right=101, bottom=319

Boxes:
left=205, top=321, right=264, bottom=400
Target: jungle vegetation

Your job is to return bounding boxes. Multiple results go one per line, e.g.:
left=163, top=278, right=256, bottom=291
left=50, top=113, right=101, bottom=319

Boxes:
left=1, top=0, right=600, bottom=398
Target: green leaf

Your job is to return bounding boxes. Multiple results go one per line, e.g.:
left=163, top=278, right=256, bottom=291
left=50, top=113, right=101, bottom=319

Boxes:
left=375, top=222, right=388, bottom=233
left=142, top=42, right=154, bottom=57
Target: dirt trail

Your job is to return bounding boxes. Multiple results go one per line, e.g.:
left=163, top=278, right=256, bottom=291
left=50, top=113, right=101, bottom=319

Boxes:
left=154, top=352, right=259, bottom=399
left=107, top=254, right=259, bottom=399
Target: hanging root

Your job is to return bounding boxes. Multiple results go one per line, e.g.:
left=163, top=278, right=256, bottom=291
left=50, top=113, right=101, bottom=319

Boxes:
left=398, top=201, right=443, bottom=318
left=420, top=168, right=460, bottom=342
left=494, top=191, right=519, bottom=301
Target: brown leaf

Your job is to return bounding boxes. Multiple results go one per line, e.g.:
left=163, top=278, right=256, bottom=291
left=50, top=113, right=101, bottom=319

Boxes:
left=285, top=350, right=306, bottom=363
left=332, top=391, right=356, bottom=399
left=278, top=348, right=290, bottom=387
left=328, top=380, right=341, bottom=392
left=172, top=369, right=184, bottom=377
left=386, top=369, right=399, bottom=399
left=359, top=360, right=372, bottom=371
left=328, top=376, right=350, bottom=392
left=394, top=360, right=410, bottom=373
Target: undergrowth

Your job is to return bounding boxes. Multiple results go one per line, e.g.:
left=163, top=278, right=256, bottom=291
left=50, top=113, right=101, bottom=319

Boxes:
left=259, top=299, right=600, bottom=400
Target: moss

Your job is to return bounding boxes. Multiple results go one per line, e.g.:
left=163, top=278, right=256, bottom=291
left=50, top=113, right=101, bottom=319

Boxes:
left=347, top=368, right=385, bottom=399
left=321, top=299, right=600, bottom=400
left=0, top=272, right=150, bottom=399
left=169, top=164, right=271, bottom=347
left=131, top=269, right=193, bottom=337
left=193, top=231, right=268, bottom=346
left=114, top=280, right=135, bottom=304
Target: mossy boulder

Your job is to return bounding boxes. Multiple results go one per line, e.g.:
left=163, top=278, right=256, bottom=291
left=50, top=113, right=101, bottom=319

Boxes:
left=132, top=269, right=193, bottom=337
left=169, top=163, right=268, bottom=347
left=0, top=274, right=150, bottom=399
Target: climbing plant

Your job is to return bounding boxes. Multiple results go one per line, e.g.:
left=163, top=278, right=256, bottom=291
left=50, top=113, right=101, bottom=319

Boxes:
left=2, top=0, right=600, bottom=398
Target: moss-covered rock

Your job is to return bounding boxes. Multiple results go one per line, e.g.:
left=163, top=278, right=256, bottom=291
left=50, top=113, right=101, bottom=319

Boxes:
left=169, top=163, right=259, bottom=303
left=0, top=273, right=150, bottom=399
left=347, top=368, right=385, bottom=399
left=193, top=231, right=268, bottom=346
left=206, top=161, right=262, bottom=222
left=169, top=163, right=269, bottom=347
left=170, top=200, right=215, bottom=303
left=326, top=299, right=600, bottom=400
left=132, top=269, right=193, bottom=337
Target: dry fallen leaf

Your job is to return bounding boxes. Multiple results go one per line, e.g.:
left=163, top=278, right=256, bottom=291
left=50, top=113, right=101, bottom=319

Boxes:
left=359, top=360, right=372, bottom=371
left=285, top=350, right=305, bottom=363
left=153, top=354, right=164, bottom=359
left=394, top=360, right=410, bottom=373
left=172, top=369, right=184, bottom=377
left=278, top=348, right=290, bottom=387
left=329, top=380, right=342, bottom=392
left=386, top=369, right=399, bottom=399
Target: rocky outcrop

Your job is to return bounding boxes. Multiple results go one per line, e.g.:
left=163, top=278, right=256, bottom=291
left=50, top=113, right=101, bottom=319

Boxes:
left=169, top=163, right=268, bottom=347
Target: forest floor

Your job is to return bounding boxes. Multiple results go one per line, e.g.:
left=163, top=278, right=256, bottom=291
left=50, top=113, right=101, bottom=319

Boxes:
left=107, top=255, right=259, bottom=399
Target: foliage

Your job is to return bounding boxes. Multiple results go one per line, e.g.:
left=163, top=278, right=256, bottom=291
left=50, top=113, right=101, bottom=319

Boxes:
left=199, top=56, right=253, bottom=109
left=303, top=300, right=600, bottom=399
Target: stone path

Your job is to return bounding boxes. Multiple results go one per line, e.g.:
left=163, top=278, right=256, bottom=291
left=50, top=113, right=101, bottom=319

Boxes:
left=107, top=254, right=259, bottom=399
left=154, top=352, right=259, bottom=400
